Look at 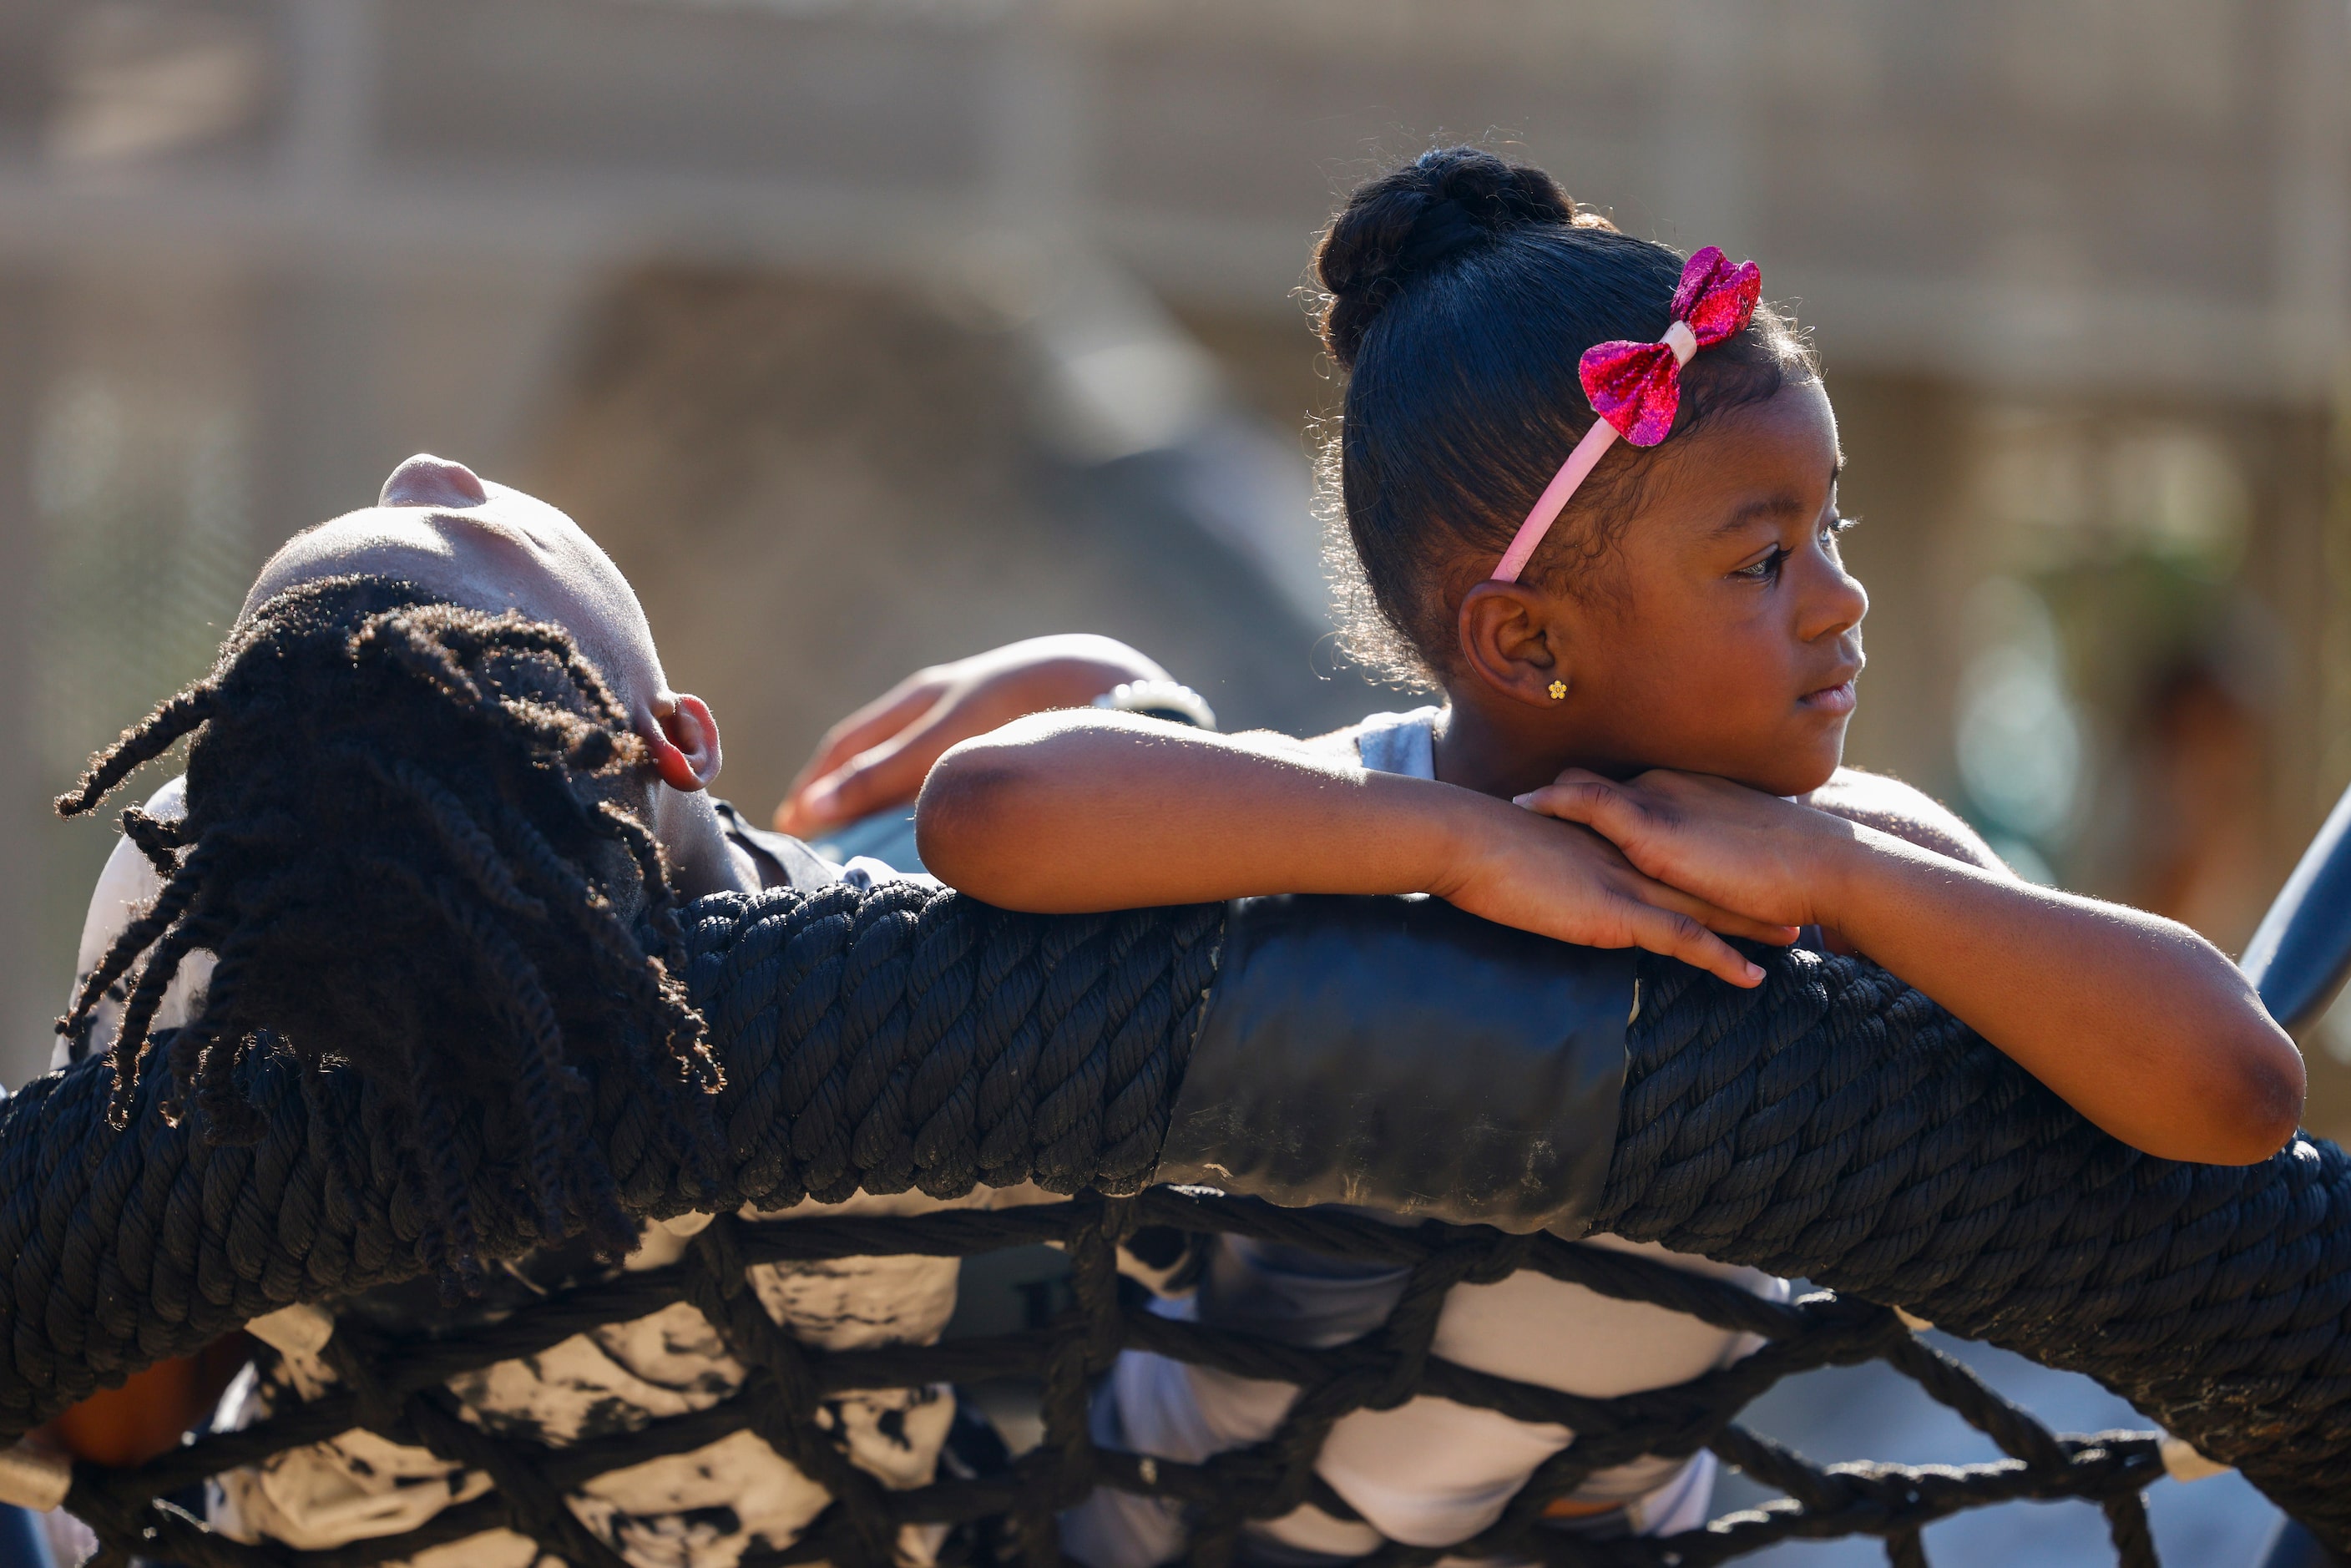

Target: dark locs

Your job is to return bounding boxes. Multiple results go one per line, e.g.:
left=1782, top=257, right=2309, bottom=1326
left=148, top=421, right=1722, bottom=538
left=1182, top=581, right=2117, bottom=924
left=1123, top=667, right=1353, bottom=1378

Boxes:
left=54, top=574, right=722, bottom=1287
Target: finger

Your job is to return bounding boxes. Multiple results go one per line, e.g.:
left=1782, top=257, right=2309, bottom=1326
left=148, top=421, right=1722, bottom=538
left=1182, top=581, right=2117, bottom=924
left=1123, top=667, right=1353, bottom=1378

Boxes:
left=774, top=681, right=941, bottom=832
left=1619, top=904, right=1766, bottom=989
left=808, top=686, right=935, bottom=785
left=789, top=709, right=968, bottom=832
left=1514, top=778, right=1648, bottom=841
left=800, top=681, right=939, bottom=788
left=1635, top=878, right=1800, bottom=946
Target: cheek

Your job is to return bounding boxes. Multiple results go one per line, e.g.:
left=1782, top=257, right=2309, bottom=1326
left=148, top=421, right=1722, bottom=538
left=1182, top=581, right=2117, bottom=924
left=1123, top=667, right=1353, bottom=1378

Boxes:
left=1626, top=604, right=1792, bottom=706
left=1600, top=605, right=1814, bottom=762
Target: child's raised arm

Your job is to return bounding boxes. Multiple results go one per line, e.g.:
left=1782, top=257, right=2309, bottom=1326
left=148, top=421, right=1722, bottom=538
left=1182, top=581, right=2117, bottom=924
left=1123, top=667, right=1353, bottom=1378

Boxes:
left=1523, top=768, right=2305, bottom=1166
left=916, top=711, right=1796, bottom=989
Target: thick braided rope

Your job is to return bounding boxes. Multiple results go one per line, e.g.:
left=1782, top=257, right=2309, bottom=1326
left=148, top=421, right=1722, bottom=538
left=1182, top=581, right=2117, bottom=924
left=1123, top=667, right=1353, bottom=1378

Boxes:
left=1601, top=944, right=2351, bottom=1549
left=5, top=890, right=2350, bottom=1557
left=0, top=881, right=1225, bottom=1436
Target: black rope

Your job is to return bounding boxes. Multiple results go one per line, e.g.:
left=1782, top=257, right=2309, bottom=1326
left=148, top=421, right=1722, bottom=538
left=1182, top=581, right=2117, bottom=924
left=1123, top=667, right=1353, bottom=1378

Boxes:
left=56, top=1190, right=2170, bottom=1568
left=0, top=882, right=1222, bottom=1428
left=1596, top=952, right=2351, bottom=1549
left=4, top=884, right=2344, bottom=1565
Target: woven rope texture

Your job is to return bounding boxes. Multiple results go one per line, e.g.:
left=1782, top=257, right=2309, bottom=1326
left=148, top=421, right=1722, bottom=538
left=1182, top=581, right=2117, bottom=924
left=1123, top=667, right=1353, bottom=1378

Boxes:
left=0, top=883, right=2340, bottom=1566
left=63, top=1190, right=2172, bottom=1568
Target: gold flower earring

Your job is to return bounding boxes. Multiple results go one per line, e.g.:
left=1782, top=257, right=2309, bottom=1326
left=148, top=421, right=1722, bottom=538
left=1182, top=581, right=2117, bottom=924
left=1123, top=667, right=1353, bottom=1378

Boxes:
left=1547, top=680, right=1568, bottom=701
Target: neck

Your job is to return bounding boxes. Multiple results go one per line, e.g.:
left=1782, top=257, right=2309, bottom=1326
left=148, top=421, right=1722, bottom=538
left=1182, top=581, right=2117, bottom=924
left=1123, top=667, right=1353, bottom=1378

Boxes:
left=1428, top=694, right=1610, bottom=800
left=1419, top=695, right=1646, bottom=803
left=654, top=787, right=761, bottom=898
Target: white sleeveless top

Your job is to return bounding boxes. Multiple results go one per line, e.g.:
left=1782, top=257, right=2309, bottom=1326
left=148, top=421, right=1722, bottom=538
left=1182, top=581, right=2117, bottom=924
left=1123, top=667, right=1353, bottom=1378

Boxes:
left=1060, top=709, right=1788, bottom=1568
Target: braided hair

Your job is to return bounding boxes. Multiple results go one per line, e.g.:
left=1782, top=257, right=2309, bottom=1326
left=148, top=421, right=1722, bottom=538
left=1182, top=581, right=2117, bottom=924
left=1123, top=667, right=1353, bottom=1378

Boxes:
left=55, top=574, right=722, bottom=1287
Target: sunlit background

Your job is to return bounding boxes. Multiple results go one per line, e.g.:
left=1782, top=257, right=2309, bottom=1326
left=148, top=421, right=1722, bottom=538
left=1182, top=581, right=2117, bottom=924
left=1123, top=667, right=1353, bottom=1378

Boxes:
left=0, top=3, right=2346, bottom=1561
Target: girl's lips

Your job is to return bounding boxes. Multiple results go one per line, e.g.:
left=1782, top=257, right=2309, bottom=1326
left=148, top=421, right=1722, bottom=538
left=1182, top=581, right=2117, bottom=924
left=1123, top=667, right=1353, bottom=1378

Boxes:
left=1800, top=680, right=1857, bottom=715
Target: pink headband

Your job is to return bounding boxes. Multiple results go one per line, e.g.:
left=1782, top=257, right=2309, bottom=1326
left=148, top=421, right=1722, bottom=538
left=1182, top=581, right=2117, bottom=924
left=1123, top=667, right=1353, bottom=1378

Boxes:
left=1491, top=245, right=1763, bottom=583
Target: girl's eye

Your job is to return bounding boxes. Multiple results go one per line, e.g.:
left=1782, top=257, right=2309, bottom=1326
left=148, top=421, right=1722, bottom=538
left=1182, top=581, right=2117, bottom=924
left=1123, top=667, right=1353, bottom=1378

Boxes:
left=1735, top=513, right=1855, bottom=583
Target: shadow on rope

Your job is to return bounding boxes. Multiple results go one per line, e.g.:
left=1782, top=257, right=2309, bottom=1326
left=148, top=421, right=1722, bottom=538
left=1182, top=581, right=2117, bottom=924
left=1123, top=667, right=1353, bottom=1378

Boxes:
left=4, top=771, right=2351, bottom=1568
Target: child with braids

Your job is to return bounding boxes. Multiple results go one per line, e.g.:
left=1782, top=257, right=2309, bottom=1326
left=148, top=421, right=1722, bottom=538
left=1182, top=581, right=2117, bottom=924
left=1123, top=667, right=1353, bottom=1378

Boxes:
left=44, top=455, right=1169, bottom=1568
left=911, top=149, right=2304, bottom=1561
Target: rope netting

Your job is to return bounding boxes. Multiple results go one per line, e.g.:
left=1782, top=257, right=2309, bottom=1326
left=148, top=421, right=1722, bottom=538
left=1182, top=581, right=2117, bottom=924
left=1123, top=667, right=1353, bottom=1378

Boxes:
left=60, top=1187, right=2172, bottom=1568
left=4, top=883, right=2341, bottom=1568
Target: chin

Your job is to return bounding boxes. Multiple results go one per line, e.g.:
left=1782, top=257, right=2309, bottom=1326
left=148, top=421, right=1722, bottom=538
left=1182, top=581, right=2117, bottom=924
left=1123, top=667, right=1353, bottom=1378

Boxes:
left=1737, top=739, right=1843, bottom=799
left=1661, top=716, right=1846, bottom=797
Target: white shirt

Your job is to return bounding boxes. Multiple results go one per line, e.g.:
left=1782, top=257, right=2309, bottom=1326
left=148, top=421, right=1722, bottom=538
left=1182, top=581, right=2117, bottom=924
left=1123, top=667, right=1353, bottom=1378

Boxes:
left=1060, top=709, right=1788, bottom=1568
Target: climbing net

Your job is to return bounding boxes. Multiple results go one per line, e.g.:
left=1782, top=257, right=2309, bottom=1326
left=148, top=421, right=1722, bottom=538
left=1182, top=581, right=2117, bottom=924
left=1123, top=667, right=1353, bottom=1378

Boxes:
left=61, top=1185, right=2178, bottom=1568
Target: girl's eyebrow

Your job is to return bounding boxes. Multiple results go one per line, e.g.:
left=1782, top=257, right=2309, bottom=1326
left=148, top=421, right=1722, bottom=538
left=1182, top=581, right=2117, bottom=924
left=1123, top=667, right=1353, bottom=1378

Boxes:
left=1714, top=459, right=1844, bottom=536
left=1714, top=493, right=1807, bottom=534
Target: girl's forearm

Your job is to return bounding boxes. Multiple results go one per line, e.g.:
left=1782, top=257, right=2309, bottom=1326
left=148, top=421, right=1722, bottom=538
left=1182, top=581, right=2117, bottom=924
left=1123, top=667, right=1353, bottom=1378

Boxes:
left=1821, top=827, right=2303, bottom=1164
left=916, top=712, right=1484, bottom=909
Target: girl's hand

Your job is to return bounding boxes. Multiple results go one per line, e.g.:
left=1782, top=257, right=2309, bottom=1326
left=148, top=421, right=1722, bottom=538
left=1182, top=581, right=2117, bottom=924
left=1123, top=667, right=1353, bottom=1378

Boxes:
left=1523, top=766, right=2303, bottom=1165
left=774, top=635, right=1171, bottom=836
left=1428, top=802, right=1798, bottom=989
left=1516, top=767, right=1853, bottom=930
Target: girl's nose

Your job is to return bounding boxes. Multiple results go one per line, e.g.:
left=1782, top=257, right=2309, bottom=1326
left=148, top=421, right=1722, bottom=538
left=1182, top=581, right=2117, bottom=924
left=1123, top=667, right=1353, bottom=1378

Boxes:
left=1802, top=555, right=1868, bottom=643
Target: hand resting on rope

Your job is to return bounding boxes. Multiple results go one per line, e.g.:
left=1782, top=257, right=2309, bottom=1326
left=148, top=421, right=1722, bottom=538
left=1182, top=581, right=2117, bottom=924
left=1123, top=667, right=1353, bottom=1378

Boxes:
left=1519, top=766, right=2304, bottom=1166
left=918, top=711, right=2300, bottom=1166
left=918, top=712, right=1795, bottom=989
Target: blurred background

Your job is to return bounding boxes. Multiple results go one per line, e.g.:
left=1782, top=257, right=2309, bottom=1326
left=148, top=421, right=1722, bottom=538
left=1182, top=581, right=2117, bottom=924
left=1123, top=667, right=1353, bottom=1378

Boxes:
left=0, top=1, right=2345, bottom=1560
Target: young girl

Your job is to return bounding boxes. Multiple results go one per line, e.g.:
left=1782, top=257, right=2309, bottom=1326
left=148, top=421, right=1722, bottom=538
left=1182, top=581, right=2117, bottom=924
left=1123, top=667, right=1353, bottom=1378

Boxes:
left=909, top=148, right=2303, bottom=1560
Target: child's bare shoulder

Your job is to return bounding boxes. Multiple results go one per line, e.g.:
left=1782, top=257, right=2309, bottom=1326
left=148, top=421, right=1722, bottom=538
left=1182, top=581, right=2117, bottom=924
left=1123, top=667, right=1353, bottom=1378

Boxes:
left=1802, top=767, right=2008, bottom=874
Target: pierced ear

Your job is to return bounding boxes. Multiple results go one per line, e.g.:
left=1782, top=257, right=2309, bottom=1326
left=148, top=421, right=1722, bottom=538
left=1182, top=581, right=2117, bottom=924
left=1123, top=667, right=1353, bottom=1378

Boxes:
left=644, top=694, right=724, bottom=793
left=1456, top=580, right=1568, bottom=710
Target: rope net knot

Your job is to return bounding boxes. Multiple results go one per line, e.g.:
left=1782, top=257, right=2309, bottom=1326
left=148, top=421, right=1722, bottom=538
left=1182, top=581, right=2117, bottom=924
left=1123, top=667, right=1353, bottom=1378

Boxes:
left=61, top=1186, right=2176, bottom=1568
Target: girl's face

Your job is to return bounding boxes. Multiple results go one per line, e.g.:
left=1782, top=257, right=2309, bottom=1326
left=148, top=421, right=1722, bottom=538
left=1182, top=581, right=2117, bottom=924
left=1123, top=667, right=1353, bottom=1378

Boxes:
left=1509, top=380, right=1867, bottom=797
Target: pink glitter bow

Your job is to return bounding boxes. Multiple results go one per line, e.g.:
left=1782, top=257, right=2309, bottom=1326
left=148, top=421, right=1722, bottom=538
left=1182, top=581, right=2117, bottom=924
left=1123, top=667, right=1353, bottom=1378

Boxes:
left=1579, top=246, right=1762, bottom=448
left=1492, top=246, right=1762, bottom=582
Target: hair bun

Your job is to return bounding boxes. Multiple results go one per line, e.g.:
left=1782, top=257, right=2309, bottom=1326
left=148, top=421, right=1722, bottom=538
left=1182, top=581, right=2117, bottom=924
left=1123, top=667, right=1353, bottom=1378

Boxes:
left=1317, top=148, right=1592, bottom=370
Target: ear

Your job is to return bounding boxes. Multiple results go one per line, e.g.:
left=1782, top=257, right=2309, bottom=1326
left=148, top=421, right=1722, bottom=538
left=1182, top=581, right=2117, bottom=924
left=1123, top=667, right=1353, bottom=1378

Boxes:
left=1456, top=580, right=1570, bottom=708
left=643, top=694, right=724, bottom=793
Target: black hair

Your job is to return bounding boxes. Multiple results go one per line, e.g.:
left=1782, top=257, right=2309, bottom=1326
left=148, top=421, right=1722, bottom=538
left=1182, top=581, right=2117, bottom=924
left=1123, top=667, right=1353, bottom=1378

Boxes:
left=1313, top=146, right=1818, bottom=685
left=56, top=575, right=721, bottom=1289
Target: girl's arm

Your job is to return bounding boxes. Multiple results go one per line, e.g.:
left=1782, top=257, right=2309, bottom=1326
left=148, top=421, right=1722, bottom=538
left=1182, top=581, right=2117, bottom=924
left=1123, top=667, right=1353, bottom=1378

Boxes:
left=917, top=711, right=1797, bottom=989
left=1524, top=769, right=2305, bottom=1166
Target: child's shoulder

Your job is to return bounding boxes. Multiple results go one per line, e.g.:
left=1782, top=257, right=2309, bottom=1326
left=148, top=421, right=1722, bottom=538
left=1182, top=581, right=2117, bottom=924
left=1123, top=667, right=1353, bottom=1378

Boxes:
left=1802, top=767, right=2007, bottom=873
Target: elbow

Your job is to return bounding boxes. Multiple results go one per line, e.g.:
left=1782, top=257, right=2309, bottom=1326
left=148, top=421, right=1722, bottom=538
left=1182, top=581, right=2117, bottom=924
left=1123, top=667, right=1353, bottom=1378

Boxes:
left=2196, top=1024, right=2307, bottom=1166
left=913, top=739, right=1031, bottom=899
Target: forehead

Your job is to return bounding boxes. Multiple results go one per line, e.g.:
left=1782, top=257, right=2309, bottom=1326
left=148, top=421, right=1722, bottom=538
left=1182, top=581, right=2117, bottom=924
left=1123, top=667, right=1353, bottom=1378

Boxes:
left=1629, top=381, right=1838, bottom=539
left=243, top=486, right=662, bottom=706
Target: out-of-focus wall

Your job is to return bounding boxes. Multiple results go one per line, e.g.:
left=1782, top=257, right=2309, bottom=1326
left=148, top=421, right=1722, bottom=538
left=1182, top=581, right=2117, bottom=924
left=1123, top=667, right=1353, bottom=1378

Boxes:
left=523, top=269, right=1378, bottom=812
left=0, top=0, right=2345, bottom=1122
